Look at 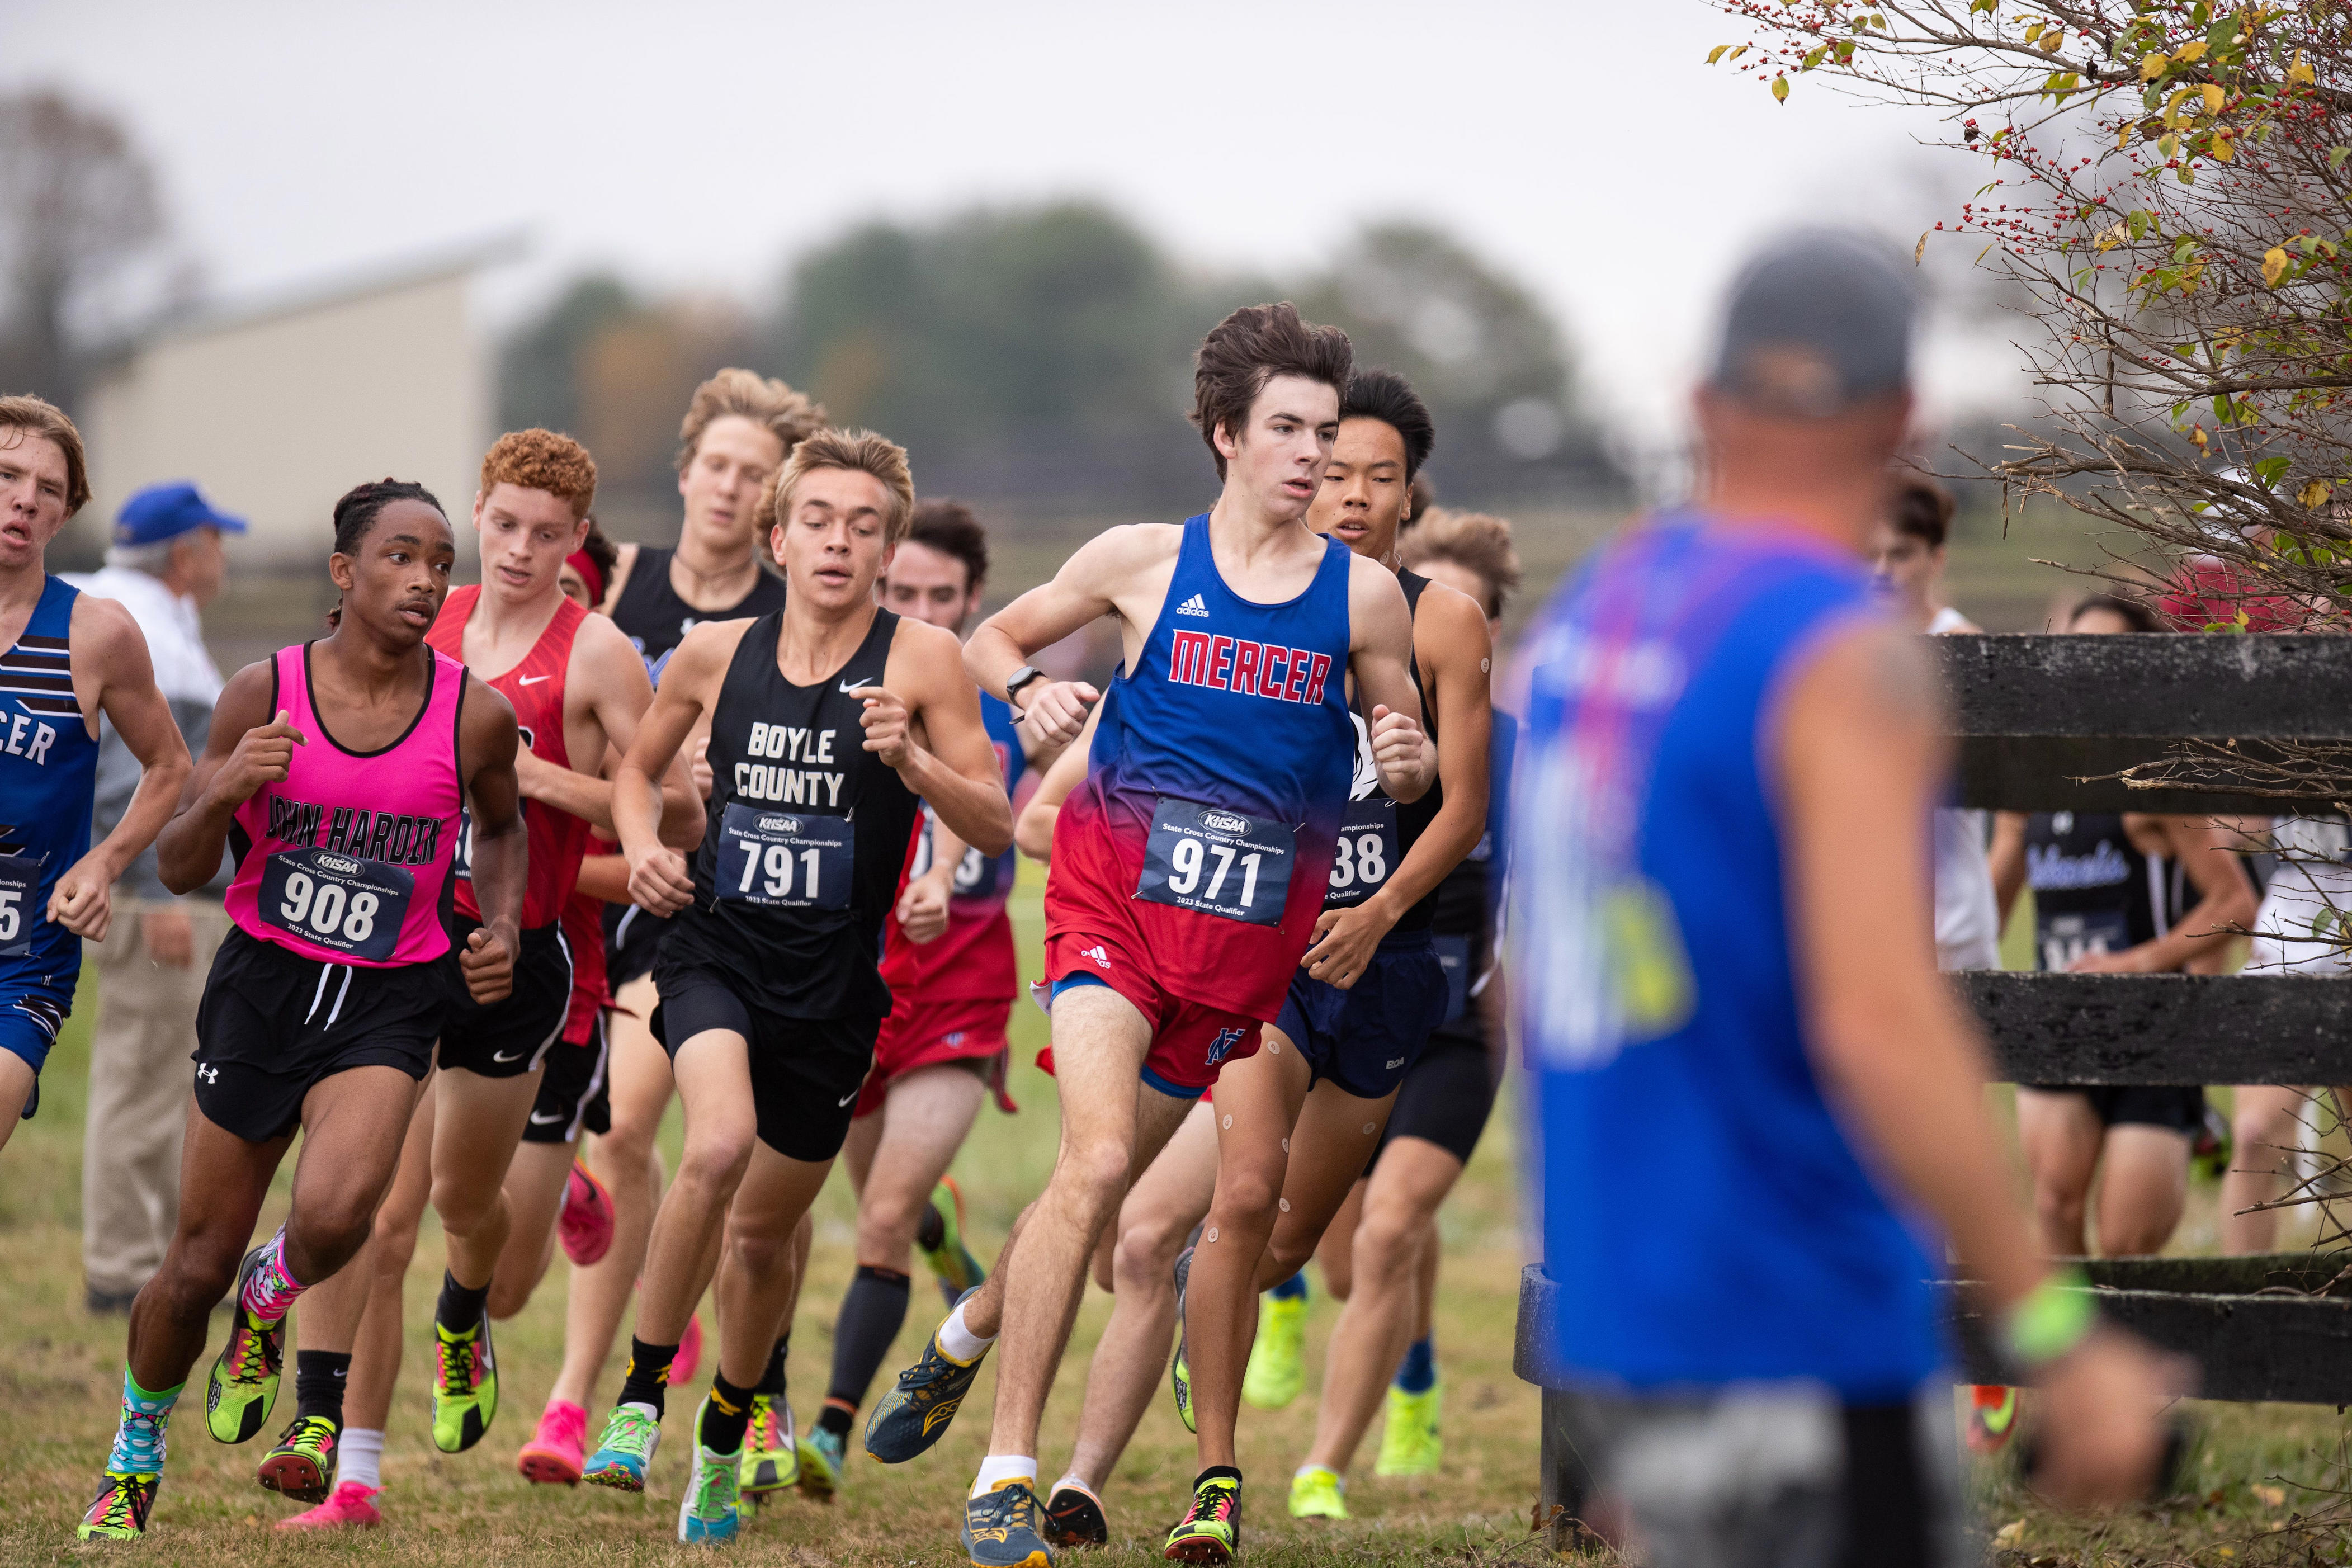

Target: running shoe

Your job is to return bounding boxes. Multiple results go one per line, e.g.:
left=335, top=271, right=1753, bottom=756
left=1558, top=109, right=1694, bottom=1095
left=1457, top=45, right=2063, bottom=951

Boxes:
left=206, top=1241, right=287, bottom=1444
left=429, top=1313, right=498, bottom=1453
left=517, top=1399, right=588, bottom=1486
left=1043, top=1479, right=1109, bottom=1547
left=2191, top=1103, right=2234, bottom=1186
left=798, top=1423, right=844, bottom=1501
left=560, top=1160, right=616, bottom=1267
left=677, top=1396, right=743, bottom=1545
left=739, top=1393, right=800, bottom=1502
left=77, top=1472, right=159, bottom=1541
left=584, top=1402, right=662, bottom=1491
left=964, top=1477, right=1054, bottom=1568
left=1374, top=1380, right=1442, bottom=1477
left=1288, top=1465, right=1348, bottom=1520
left=1967, top=1384, right=2020, bottom=1455
left=257, top=1413, right=340, bottom=1504
left=277, top=1480, right=382, bottom=1530
left=675, top=1310, right=706, bottom=1387
left=920, top=1176, right=988, bottom=1307
left=1169, top=1246, right=1196, bottom=1434
left=1164, top=1472, right=1242, bottom=1563
left=866, top=1288, right=988, bottom=1463
left=1242, top=1288, right=1306, bottom=1410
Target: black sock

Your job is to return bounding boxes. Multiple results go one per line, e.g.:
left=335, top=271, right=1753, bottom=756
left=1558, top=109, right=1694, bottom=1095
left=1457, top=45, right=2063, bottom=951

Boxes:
left=698, top=1373, right=757, bottom=1456
left=816, top=1401, right=855, bottom=1441
left=1197, top=1465, right=1242, bottom=1490
left=617, top=1336, right=681, bottom=1416
left=436, top=1270, right=490, bottom=1333
left=294, top=1350, right=351, bottom=1425
left=915, top=1202, right=946, bottom=1253
left=826, top=1264, right=912, bottom=1413
left=757, top=1335, right=790, bottom=1397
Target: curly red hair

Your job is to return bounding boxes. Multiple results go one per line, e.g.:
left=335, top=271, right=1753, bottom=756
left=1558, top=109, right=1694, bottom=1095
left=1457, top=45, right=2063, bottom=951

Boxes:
left=480, top=428, right=597, bottom=521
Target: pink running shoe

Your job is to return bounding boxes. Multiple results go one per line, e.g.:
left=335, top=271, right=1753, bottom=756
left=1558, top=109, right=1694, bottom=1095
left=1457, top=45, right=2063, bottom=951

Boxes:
left=559, top=1160, right=615, bottom=1267
left=276, top=1481, right=381, bottom=1531
left=517, top=1399, right=588, bottom=1485
left=674, top=1311, right=705, bottom=1387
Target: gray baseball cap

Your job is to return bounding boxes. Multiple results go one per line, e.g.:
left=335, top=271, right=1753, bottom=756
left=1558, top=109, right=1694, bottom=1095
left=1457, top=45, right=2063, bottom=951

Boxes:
left=1709, top=229, right=1915, bottom=416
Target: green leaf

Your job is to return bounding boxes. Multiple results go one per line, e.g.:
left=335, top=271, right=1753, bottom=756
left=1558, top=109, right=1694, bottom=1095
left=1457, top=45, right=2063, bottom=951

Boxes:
left=2331, top=145, right=2352, bottom=172
left=2127, top=210, right=2151, bottom=240
left=2253, top=456, right=2292, bottom=488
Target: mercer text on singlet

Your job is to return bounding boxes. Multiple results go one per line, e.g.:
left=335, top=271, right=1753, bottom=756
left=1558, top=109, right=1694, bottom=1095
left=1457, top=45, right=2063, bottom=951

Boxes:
left=0, top=575, right=101, bottom=990
left=223, top=642, right=467, bottom=967
left=428, top=585, right=592, bottom=929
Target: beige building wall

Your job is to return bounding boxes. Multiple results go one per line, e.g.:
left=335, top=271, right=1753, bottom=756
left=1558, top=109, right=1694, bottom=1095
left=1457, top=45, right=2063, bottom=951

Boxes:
left=78, top=259, right=491, bottom=572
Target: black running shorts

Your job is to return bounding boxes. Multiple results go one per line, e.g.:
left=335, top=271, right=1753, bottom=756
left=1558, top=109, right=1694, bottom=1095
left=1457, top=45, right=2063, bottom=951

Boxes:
left=438, top=919, right=573, bottom=1079
left=523, top=1012, right=611, bottom=1145
left=2019, top=1083, right=2206, bottom=1134
left=1372, top=1029, right=1500, bottom=1173
left=603, top=901, right=669, bottom=989
left=651, top=964, right=880, bottom=1164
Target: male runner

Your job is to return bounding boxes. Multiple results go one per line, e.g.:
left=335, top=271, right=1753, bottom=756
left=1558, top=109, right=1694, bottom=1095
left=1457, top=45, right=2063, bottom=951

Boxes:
left=863, top=303, right=1430, bottom=1568
left=1516, top=230, right=2167, bottom=1562
left=583, top=428, right=1012, bottom=1545
left=1169, top=368, right=1489, bottom=1553
left=78, top=479, right=525, bottom=1539
left=792, top=498, right=1055, bottom=1499
left=277, top=435, right=697, bottom=1528
left=0, top=395, right=190, bottom=1158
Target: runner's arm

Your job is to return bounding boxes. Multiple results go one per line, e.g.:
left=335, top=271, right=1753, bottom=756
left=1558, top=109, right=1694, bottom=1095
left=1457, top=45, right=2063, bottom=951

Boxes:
left=1989, top=811, right=2029, bottom=931
left=1014, top=703, right=1103, bottom=862
left=962, top=526, right=1175, bottom=741
left=155, top=662, right=290, bottom=895
left=2070, top=815, right=2256, bottom=975
left=460, top=675, right=527, bottom=955
left=531, top=613, right=702, bottom=847
left=49, top=594, right=193, bottom=938
left=1347, top=556, right=1430, bottom=803
left=613, top=621, right=728, bottom=912
left=870, top=620, right=1013, bottom=857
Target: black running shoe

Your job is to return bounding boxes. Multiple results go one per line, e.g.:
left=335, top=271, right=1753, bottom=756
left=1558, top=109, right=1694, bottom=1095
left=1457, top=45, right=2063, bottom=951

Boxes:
left=1044, top=1480, right=1109, bottom=1547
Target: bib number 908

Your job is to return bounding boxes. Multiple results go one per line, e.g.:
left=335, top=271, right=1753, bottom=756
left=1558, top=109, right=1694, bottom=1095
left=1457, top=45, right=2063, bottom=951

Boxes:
left=258, top=847, right=413, bottom=962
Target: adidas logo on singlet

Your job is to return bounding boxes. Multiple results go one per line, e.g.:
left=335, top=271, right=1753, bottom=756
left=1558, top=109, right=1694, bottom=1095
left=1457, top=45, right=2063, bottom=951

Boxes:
left=1174, top=593, right=1210, bottom=617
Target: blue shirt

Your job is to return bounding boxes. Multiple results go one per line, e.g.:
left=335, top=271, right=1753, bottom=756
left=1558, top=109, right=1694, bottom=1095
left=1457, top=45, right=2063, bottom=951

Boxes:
left=1512, top=515, right=1943, bottom=1400
left=0, top=576, right=101, bottom=996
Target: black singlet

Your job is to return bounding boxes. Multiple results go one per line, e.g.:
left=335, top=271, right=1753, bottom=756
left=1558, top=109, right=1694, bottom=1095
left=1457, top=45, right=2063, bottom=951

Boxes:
left=2025, top=810, right=2183, bottom=972
left=611, top=545, right=789, bottom=687
left=664, top=607, right=922, bottom=1018
left=1324, top=568, right=1445, bottom=933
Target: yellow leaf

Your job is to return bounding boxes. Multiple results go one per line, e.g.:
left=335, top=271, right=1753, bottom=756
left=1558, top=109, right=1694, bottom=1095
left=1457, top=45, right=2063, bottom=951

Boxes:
left=1915, top=232, right=1929, bottom=265
left=2175, top=40, right=2209, bottom=63
left=2024, top=20, right=2043, bottom=41
left=2166, top=86, right=2196, bottom=124
left=2094, top=220, right=2129, bottom=251
left=1772, top=75, right=1790, bottom=102
left=2118, top=119, right=2135, bottom=150
left=1993, top=1521, right=2026, bottom=1548
left=1708, top=44, right=1731, bottom=64
left=2301, top=480, right=2334, bottom=509
left=2041, top=29, right=2064, bottom=53
left=2141, top=51, right=2168, bottom=81
left=2290, top=50, right=2316, bottom=86
left=2264, top=245, right=2291, bottom=286
left=2213, top=130, right=2236, bottom=162
left=2202, top=83, right=2225, bottom=115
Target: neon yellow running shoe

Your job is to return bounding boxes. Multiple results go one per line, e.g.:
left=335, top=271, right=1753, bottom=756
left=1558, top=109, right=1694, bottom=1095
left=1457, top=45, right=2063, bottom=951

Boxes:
left=677, top=1397, right=742, bottom=1545
left=1287, top=1465, right=1348, bottom=1520
left=430, top=1315, right=498, bottom=1453
left=77, top=1472, right=159, bottom=1540
left=206, top=1244, right=287, bottom=1444
left=739, top=1392, right=799, bottom=1501
left=1169, top=1245, right=1196, bottom=1434
left=1373, top=1380, right=1442, bottom=1477
left=1242, top=1290, right=1306, bottom=1410
left=257, top=1413, right=339, bottom=1504
left=919, top=1176, right=988, bottom=1308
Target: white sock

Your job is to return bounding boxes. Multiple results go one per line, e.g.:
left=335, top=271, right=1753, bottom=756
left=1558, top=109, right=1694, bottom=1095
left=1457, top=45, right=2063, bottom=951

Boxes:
left=939, top=1301, right=995, bottom=1364
left=340, top=1427, right=385, bottom=1491
left=1053, top=1471, right=1096, bottom=1500
left=971, top=1454, right=1037, bottom=1498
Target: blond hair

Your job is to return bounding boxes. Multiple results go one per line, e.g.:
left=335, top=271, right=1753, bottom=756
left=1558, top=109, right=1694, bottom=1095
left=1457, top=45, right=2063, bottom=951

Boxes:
left=674, top=368, right=828, bottom=475
left=762, top=428, right=917, bottom=547
left=1399, top=508, right=1522, bottom=620
left=0, top=394, right=90, bottom=516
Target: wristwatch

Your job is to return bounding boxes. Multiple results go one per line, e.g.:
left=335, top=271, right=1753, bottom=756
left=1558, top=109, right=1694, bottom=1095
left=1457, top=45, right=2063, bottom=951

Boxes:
left=1004, top=665, right=1048, bottom=710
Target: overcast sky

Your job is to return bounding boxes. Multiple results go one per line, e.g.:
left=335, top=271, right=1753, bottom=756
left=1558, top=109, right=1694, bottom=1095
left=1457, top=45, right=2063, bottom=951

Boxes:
left=4, top=0, right=1992, bottom=450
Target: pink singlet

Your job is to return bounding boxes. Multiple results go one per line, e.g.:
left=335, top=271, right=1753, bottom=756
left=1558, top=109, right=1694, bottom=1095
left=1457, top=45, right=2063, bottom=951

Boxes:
left=223, top=641, right=468, bottom=967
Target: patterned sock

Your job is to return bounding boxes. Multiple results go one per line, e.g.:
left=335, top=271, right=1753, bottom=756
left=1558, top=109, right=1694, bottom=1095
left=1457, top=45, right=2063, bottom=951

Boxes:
left=1394, top=1336, right=1436, bottom=1394
left=616, top=1337, right=679, bottom=1418
left=108, top=1368, right=182, bottom=1474
left=698, top=1373, right=757, bottom=1456
left=294, top=1350, right=351, bottom=1424
left=757, top=1334, right=789, bottom=1398
left=436, top=1270, right=491, bottom=1333
left=238, top=1229, right=306, bottom=1325
left=1268, top=1272, right=1308, bottom=1303
left=339, top=1427, right=385, bottom=1490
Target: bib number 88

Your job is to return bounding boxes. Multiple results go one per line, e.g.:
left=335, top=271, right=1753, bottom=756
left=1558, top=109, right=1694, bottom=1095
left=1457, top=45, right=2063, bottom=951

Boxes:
left=738, top=842, right=823, bottom=901
left=278, top=870, right=380, bottom=945
left=1165, top=835, right=1263, bottom=910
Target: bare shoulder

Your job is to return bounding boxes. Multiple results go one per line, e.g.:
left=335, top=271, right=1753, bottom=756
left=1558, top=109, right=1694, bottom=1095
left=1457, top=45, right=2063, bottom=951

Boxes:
left=572, top=604, right=646, bottom=675
left=462, top=671, right=519, bottom=740
left=68, top=589, right=153, bottom=676
left=1347, top=552, right=1412, bottom=636
left=885, top=614, right=970, bottom=693
left=1411, top=578, right=1490, bottom=669
left=1786, top=616, right=1942, bottom=733
left=1072, top=522, right=1183, bottom=579
left=665, top=615, right=753, bottom=691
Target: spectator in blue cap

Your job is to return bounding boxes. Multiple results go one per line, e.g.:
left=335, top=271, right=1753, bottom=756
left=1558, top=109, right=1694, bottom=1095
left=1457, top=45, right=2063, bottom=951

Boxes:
left=65, top=480, right=244, bottom=1314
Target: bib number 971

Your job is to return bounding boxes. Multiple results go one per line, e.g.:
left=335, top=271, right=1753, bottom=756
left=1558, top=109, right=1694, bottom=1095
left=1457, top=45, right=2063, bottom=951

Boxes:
left=258, top=847, right=413, bottom=962
left=1137, top=796, right=1293, bottom=928
left=717, top=801, right=853, bottom=911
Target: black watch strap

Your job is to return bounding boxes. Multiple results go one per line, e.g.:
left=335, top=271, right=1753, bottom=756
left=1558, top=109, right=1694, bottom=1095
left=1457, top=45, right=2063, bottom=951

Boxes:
left=1005, top=665, right=1047, bottom=706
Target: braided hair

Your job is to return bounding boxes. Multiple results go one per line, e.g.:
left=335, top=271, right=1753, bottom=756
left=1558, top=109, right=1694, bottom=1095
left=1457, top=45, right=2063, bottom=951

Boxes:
left=326, top=478, right=446, bottom=629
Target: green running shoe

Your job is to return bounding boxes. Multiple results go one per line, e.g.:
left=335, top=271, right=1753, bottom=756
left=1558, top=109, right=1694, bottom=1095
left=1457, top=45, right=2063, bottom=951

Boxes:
left=920, top=1175, right=988, bottom=1308
left=1242, top=1289, right=1306, bottom=1410
left=77, top=1471, right=160, bottom=1541
left=798, top=1423, right=844, bottom=1500
left=257, top=1413, right=339, bottom=1504
left=1373, top=1380, right=1442, bottom=1477
left=206, top=1243, right=287, bottom=1444
left=677, top=1398, right=742, bottom=1545
left=1164, top=1472, right=1241, bottom=1563
left=1169, top=1246, right=1196, bottom=1434
left=739, top=1392, right=799, bottom=1502
left=584, top=1402, right=662, bottom=1491
left=430, top=1313, right=498, bottom=1453
left=963, top=1477, right=1054, bottom=1568
left=865, top=1289, right=988, bottom=1463
left=1287, top=1465, right=1348, bottom=1520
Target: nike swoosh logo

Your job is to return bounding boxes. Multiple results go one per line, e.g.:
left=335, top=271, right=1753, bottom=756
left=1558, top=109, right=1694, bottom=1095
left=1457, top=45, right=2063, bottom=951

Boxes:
left=528, top=1109, right=563, bottom=1125
left=518, top=674, right=550, bottom=686
left=838, top=1090, right=858, bottom=1106
left=493, top=1048, right=526, bottom=1064
left=839, top=679, right=871, bottom=696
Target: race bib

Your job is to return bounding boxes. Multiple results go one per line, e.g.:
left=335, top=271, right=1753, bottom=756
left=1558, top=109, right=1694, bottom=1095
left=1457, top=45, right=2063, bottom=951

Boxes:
left=1433, top=932, right=1473, bottom=1027
left=2039, top=909, right=2132, bottom=972
left=910, top=809, right=1002, bottom=903
left=259, top=847, right=413, bottom=961
left=0, top=851, right=40, bottom=958
left=717, top=801, right=852, bottom=911
left=1136, top=796, right=1293, bottom=928
left=1324, top=796, right=1399, bottom=910
left=451, top=806, right=475, bottom=884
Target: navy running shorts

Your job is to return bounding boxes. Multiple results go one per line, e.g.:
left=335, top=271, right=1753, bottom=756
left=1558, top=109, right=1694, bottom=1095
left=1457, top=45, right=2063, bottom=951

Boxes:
left=1272, top=930, right=1449, bottom=1101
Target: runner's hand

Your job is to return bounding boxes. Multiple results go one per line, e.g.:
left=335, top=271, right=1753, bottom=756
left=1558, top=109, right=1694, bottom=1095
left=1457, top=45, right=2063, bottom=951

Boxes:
left=143, top=908, right=195, bottom=967
left=627, top=844, right=696, bottom=916
left=46, top=853, right=115, bottom=941
left=897, top=869, right=952, bottom=944
left=2030, top=1326, right=2182, bottom=1510
left=213, top=710, right=306, bottom=807
left=460, top=923, right=516, bottom=1005
left=853, top=686, right=915, bottom=770
left=1297, top=897, right=1395, bottom=991
left=1368, top=705, right=1427, bottom=799
left=1017, top=679, right=1098, bottom=747
left=2068, top=946, right=2156, bottom=975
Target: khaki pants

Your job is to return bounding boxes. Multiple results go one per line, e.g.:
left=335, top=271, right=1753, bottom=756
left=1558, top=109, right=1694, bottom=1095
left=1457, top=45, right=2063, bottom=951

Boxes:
left=81, top=897, right=227, bottom=1298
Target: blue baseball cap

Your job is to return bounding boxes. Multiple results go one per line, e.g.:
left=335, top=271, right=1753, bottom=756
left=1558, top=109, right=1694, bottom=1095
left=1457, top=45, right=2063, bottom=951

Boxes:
left=115, top=481, right=249, bottom=546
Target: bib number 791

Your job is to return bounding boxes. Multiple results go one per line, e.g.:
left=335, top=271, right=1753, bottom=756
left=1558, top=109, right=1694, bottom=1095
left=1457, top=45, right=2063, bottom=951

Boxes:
left=716, top=801, right=853, bottom=911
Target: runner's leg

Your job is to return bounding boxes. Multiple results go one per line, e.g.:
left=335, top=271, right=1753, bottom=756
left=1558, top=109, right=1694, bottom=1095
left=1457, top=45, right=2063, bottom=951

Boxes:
left=489, top=1137, right=578, bottom=1319
left=0, top=1050, right=31, bottom=1155
left=126, top=1099, right=294, bottom=1393
left=2014, top=1087, right=2102, bottom=1258
left=2222, top=1084, right=2311, bottom=1254
left=1256, top=1081, right=1399, bottom=1288
left=1316, top=1179, right=1364, bottom=1303
left=2094, top=1125, right=2192, bottom=1257
left=430, top=1066, right=544, bottom=1297
left=330, top=1086, right=439, bottom=1500
left=634, top=1029, right=759, bottom=1343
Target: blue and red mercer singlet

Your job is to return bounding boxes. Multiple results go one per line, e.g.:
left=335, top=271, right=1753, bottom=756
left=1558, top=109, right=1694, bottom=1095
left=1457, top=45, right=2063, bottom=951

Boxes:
left=882, top=692, right=1028, bottom=1005
left=0, top=576, right=100, bottom=997
left=1046, top=514, right=1355, bottom=1022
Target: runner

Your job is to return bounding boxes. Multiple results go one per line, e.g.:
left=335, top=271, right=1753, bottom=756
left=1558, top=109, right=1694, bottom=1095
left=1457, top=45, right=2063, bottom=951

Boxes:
left=580, top=428, right=1012, bottom=1546
left=77, top=478, right=525, bottom=1539
left=1171, top=367, right=1490, bottom=1553
left=0, top=395, right=190, bottom=1159
left=276, top=438, right=697, bottom=1528
left=1268, top=508, right=1520, bottom=1520
left=861, top=303, right=1430, bottom=1568
left=792, top=498, right=1060, bottom=1502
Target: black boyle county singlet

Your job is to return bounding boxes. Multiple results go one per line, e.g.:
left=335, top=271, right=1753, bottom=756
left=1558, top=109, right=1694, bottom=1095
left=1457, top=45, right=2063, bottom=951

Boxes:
left=664, top=607, right=922, bottom=1019
left=611, top=546, right=789, bottom=689
left=2025, top=809, right=2183, bottom=971
left=1323, top=568, right=1444, bottom=932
